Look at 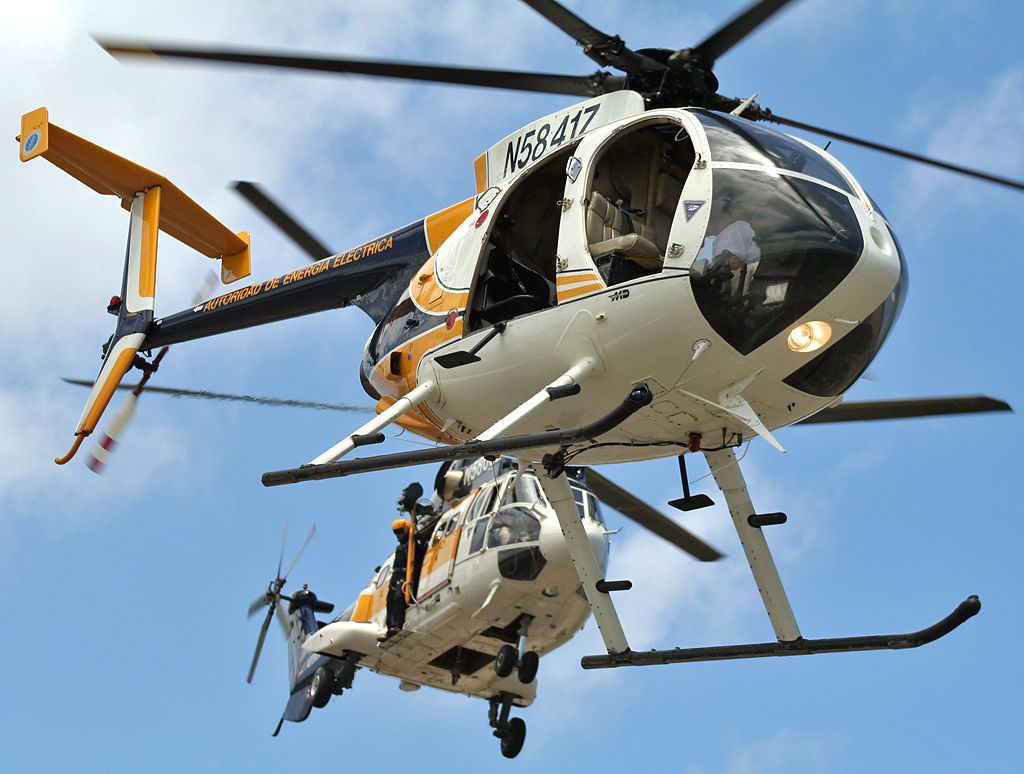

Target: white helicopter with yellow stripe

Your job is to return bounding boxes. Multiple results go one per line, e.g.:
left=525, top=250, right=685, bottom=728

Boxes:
left=246, top=456, right=721, bottom=758
left=21, top=0, right=1015, bottom=759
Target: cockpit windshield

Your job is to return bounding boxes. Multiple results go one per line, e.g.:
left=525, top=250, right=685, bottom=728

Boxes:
left=686, top=109, right=903, bottom=391
left=689, top=168, right=863, bottom=354
left=693, top=110, right=853, bottom=194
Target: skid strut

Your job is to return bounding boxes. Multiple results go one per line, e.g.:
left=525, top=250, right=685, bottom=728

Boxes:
left=263, top=384, right=653, bottom=486
left=579, top=447, right=983, bottom=668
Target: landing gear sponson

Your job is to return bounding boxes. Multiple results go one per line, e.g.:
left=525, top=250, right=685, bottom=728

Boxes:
left=263, top=385, right=981, bottom=668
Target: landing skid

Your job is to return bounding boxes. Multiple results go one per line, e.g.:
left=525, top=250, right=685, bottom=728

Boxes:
left=581, top=595, right=981, bottom=668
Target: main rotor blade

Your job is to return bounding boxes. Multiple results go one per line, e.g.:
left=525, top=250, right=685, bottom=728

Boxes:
left=282, top=524, right=316, bottom=582
left=584, top=469, right=724, bottom=562
left=247, top=606, right=275, bottom=684
left=693, top=0, right=797, bottom=64
left=62, top=378, right=374, bottom=413
left=519, top=0, right=665, bottom=74
left=96, top=38, right=609, bottom=97
left=233, top=181, right=332, bottom=262
left=769, top=114, right=1024, bottom=193
left=796, top=396, right=1012, bottom=425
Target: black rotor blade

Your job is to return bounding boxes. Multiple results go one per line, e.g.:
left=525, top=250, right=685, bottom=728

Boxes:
left=247, top=605, right=275, bottom=684
left=62, top=378, right=374, bottom=413
left=769, top=114, right=1024, bottom=193
left=233, top=182, right=332, bottom=262
left=96, top=38, right=610, bottom=97
left=584, top=469, right=723, bottom=562
left=520, top=0, right=665, bottom=74
left=693, top=0, right=797, bottom=64
left=796, top=396, right=1012, bottom=425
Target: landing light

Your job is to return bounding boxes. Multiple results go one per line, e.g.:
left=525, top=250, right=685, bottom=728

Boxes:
left=787, top=321, right=832, bottom=353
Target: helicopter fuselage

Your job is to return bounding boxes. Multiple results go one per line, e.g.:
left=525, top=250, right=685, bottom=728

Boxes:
left=292, top=464, right=607, bottom=703
left=137, top=94, right=904, bottom=468
left=357, top=101, right=905, bottom=463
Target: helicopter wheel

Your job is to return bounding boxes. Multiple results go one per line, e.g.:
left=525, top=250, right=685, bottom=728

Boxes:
left=500, top=717, right=527, bottom=759
left=494, top=644, right=517, bottom=678
left=310, top=667, right=333, bottom=709
left=517, top=650, right=539, bottom=684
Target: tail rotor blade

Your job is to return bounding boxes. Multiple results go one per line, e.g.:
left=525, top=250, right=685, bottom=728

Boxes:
left=84, top=391, right=139, bottom=474
left=276, top=520, right=289, bottom=581
left=246, top=606, right=275, bottom=684
left=282, top=524, right=316, bottom=581
left=247, top=593, right=269, bottom=619
left=275, top=601, right=289, bottom=636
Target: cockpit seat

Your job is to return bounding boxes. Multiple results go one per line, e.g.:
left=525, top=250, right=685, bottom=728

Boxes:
left=586, top=192, right=661, bottom=271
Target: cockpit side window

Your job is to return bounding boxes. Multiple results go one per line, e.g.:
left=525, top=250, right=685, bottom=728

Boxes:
left=585, top=121, right=694, bottom=286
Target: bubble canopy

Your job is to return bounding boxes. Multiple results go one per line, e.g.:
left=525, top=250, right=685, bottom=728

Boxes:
left=687, top=111, right=885, bottom=370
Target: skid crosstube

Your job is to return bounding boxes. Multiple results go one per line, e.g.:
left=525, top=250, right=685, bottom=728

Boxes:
left=262, top=384, right=654, bottom=486
left=580, top=595, right=981, bottom=669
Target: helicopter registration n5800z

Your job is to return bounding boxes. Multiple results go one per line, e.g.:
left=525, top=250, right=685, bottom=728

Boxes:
left=19, top=0, right=1014, bottom=759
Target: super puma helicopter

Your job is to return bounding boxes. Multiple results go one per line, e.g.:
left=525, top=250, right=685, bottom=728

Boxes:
left=22, top=0, right=1014, bottom=752
left=246, top=456, right=723, bottom=758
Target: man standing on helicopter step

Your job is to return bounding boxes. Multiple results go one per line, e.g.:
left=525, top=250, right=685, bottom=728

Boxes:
left=384, top=517, right=426, bottom=639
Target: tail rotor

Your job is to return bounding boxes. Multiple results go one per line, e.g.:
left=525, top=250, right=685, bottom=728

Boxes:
left=246, top=522, right=316, bottom=684
left=82, top=271, right=218, bottom=474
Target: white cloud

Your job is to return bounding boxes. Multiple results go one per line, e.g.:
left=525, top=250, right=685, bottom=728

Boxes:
left=897, top=67, right=1024, bottom=225
left=685, top=727, right=846, bottom=774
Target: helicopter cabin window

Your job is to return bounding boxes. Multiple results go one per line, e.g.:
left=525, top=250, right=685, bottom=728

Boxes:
left=468, top=148, right=576, bottom=330
left=467, top=485, right=500, bottom=554
left=570, top=485, right=605, bottom=525
left=486, top=506, right=541, bottom=548
left=430, top=514, right=460, bottom=547
left=500, top=473, right=547, bottom=508
left=585, top=121, right=693, bottom=286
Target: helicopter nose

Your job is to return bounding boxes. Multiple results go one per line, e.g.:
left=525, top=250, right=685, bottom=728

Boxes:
left=778, top=216, right=907, bottom=397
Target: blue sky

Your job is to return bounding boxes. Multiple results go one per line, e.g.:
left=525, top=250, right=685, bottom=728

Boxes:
left=1, top=1, right=1021, bottom=772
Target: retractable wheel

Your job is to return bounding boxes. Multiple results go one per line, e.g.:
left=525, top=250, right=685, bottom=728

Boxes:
left=517, top=650, right=539, bottom=683
left=500, top=717, right=526, bottom=759
left=495, top=644, right=517, bottom=678
left=310, top=666, right=333, bottom=709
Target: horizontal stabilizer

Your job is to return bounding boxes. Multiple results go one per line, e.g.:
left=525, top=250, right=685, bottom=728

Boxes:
left=797, top=396, right=1012, bottom=425
left=18, top=107, right=250, bottom=282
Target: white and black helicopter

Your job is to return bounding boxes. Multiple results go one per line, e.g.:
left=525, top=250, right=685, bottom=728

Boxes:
left=22, top=0, right=1016, bottom=760
left=246, top=456, right=722, bottom=758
